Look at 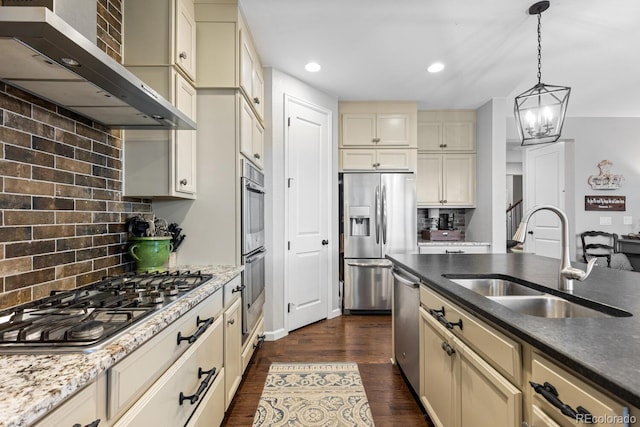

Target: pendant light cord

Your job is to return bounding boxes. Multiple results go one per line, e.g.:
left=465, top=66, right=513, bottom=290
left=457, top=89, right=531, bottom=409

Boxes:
left=537, top=12, right=542, bottom=85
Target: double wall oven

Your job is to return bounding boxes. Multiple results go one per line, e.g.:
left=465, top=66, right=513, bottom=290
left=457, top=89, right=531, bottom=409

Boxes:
left=241, top=159, right=266, bottom=344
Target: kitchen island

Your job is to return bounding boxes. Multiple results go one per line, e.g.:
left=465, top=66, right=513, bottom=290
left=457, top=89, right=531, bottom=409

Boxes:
left=388, top=252, right=640, bottom=425
left=0, top=265, right=242, bottom=427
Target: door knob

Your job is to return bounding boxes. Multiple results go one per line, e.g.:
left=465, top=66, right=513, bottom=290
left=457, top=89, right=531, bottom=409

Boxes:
left=180, top=179, right=188, bottom=185
left=322, top=239, right=329, bottom=245
left=528, top=231, right=534, bottom=235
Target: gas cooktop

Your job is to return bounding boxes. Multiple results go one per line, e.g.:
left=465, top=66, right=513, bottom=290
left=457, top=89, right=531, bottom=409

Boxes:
left=0, top=271, right=214, bottom=354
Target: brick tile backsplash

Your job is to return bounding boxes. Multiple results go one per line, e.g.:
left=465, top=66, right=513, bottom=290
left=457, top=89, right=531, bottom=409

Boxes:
left=0, top=1, right=150, bottom=310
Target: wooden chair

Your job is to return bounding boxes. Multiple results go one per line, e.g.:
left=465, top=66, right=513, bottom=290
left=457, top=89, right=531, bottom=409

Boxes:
left=580, top=231, right=619, bottom=267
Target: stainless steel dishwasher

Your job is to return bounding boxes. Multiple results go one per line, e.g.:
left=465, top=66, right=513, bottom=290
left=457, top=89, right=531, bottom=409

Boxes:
left=392, top=266, right=420, bottom=395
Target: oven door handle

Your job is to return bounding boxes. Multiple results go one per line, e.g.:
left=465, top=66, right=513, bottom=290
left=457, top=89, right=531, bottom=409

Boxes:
left=245, top=249, right=266, bottom=263
left=245, top=181, right=265, bottom=194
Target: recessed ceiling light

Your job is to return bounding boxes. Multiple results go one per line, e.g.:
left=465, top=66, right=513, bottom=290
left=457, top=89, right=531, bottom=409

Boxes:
left=305, top=62, right=322, bottom=73
left=427, top=62, right=445, bottom=73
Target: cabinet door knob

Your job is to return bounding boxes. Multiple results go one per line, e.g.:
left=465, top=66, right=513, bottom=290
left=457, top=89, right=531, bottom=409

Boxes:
left=179, top=51, right=187, bottom=60
left=443, top=199, right=447, bottom=203
left=228, top=318, right=235, bottom=325
left=322, top=239, right=329, bottom=245
left=253, top=97, right=261, bottom=105
left=254, top=153, right=261, bottom=159
left=180, top=179, right=188, bottom=186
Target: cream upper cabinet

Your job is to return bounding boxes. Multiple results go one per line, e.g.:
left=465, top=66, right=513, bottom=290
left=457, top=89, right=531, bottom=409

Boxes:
left=240, top=24, right=264, bottom=120
left=417, top=153, right=475, bottom=207
left=342, top=113, right=411, bottom=147
left=341, top=148, right=416, bottom=171
left=417, top=110, right=475, bottom=152
left=125, top=72, right=197, bottom=199
left=195, top=2, right=264, bottom=122
left=240, top=96, right=264, bottom=169
left=124, top=0, right=197, bottom=83
left=340, top=102, right=417, bottom=148
left=175, top=0, right=197, bottom=80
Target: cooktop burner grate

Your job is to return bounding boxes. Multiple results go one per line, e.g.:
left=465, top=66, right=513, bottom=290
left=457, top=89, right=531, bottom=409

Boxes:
left=0, top=270, right=214, bottom=353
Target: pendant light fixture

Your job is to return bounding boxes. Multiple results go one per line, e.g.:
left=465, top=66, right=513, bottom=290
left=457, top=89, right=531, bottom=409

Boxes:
left=514, top=1, right=570, bottom=146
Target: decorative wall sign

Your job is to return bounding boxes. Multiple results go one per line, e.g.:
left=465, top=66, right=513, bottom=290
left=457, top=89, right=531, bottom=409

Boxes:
left=588, top=160, right=624, bottom=189
left=585, top=195, right=626, bottom=211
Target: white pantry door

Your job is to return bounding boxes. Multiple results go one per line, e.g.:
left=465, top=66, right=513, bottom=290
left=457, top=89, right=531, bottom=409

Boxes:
left=523, top=142, right=566, bottom=258
left=285, top=96, right=331, bottom=332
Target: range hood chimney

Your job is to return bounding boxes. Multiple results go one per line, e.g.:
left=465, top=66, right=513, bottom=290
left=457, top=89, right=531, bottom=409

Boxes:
left=0, top=4, right=196, bottom=130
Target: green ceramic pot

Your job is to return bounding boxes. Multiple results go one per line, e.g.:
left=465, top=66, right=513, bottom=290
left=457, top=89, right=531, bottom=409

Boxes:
left=128, top=237, right=174, bottom=273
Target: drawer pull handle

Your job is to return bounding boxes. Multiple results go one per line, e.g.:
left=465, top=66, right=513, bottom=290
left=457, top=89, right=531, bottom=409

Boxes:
left=446, top=250, right=465, bottom=254
left=529, top=381, right=594, bottom=423
left=253, top=334, right=266, bottom=349
left=179, top=367, right=217, bottom=405
left=440, top=341, right=456, bottom=356
left=232, top=284, right=246, bottom=294
left=428, top=306, right=463, bottom=330
left=72, top=420, right=101, bottom=427
left=177, top=316, right=215, bottom=345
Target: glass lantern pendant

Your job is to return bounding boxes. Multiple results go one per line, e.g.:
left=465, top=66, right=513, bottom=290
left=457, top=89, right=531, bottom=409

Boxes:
left=514, top=1, right=571, bottom=146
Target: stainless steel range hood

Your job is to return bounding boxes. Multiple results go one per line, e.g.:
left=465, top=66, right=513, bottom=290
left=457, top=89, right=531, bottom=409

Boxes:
left=0, top=7, right=196, bottom=130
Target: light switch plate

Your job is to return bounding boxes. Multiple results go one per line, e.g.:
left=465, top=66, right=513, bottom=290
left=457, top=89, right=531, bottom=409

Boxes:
left=600, top=217, right=612, bottom=226
left=624, top=216, right=633, bottom=225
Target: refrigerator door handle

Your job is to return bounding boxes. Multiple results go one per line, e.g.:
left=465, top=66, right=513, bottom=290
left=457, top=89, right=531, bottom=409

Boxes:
left=375, top=185, right=380, bottom=244
left=382, top=184, right=387, bottom=244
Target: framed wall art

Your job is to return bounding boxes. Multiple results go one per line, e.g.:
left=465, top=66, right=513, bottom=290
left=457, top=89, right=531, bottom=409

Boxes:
left=584, top=195, right=626, bottom=211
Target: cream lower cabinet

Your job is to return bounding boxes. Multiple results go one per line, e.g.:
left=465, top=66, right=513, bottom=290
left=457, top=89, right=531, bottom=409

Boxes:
left=340, top=148, right=416, bottom=171
left=34, top=376, right=106, bottom=427
left=419, top=307, right=522, bottom=427
left=224, top=297, right=242, bottom=410
left=417, top=153, right=475, bottom=207
left=530, top=354, right=634, bottom=427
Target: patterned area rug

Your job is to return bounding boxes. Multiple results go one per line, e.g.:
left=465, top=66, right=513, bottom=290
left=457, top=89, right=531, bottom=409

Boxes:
left=253, top=362, right=375, bottom=426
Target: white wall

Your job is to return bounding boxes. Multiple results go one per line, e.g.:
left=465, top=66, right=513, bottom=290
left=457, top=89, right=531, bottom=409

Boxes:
left=264, top=68, right=339, bottom=340
left=465, top=98, right=507, bottom=252
left=508, top=116, right=640, bottom=257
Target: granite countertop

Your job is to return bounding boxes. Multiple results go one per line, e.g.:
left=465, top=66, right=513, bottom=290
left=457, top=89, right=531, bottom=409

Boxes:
left=387, top=252, right=640, bottom=408
left=0, top=265, right=243, bottom=427
left=417, top=238, right=491, bottom=246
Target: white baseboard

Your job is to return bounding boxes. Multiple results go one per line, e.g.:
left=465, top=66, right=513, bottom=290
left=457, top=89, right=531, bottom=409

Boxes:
left=328, top=308, right=342, bottom=319
left=264, top=328, right=287, bottom=341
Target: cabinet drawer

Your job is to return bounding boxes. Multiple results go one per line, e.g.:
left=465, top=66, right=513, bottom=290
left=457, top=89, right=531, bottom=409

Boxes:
left=186, top=368, right=225, bottom=427
left=418, top=245, right=490, bottom=254
left=112, top=315, right=224, bottom=426
left=419, top=285, right=521, bottom=386
left=108, top=289, right=223, bottom=419
left=242, top=315, right=264, bottom=373
left=34, top=381, right=100, bottom=427
left=223, top=275, right=242, bottom=307
left=531, top=354, right=631, bottom=427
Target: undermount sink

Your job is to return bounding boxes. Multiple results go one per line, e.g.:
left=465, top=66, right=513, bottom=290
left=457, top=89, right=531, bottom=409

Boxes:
left=443, top=274, right=631, bottom=319
left=488, top=295, right=613, bottom=319
left=447, top=278, right=544, bottom=297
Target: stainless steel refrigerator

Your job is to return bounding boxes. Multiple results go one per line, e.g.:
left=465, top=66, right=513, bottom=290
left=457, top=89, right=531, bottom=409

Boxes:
left=342, top=172, right=416, bottom=313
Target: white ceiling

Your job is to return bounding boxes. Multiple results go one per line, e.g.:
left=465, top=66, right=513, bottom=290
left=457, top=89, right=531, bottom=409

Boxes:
left=239, top=0, right=640, bottom=117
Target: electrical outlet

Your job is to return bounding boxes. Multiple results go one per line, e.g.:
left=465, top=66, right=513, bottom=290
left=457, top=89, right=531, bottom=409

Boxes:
left=600, top=217, right=612, bottom=226
left=624, top=216, right=633, bottom=225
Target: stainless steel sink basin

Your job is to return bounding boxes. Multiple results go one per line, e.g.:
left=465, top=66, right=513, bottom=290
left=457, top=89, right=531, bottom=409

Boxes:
left=488, top=295, right=614, bottom=318
left=443, top=274, right=631, bottom=318
left=448, top=278, right=544, bottom=297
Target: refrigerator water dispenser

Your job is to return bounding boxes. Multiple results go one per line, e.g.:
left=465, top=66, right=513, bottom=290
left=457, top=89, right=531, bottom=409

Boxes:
left=349, top=206, right=370, bottom=236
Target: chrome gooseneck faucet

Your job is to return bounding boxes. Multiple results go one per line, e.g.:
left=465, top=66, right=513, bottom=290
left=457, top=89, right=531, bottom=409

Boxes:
left=513, top=205, right=596, bottom=291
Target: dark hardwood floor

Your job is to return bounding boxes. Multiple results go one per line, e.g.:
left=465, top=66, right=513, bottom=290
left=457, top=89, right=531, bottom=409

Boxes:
left=222, top=314, right=433, bottom=426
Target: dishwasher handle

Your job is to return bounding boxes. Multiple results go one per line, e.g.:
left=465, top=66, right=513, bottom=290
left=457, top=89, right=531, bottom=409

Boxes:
left=392, top=269, right=419, bottom=288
